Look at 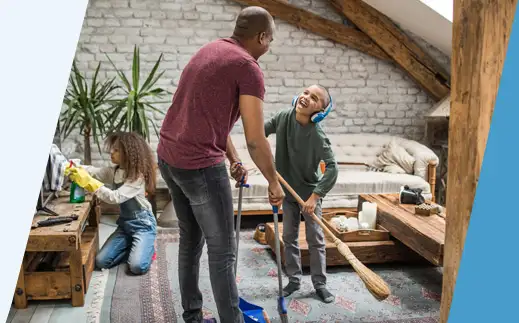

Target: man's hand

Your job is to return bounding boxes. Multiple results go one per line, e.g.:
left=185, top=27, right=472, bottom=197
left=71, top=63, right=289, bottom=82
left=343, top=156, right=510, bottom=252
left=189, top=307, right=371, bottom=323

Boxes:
left=230, top=162, right=248, bottom=188
left=268, top=181, right=285, bottom=207
left=302, top=193, right=321, bottom=215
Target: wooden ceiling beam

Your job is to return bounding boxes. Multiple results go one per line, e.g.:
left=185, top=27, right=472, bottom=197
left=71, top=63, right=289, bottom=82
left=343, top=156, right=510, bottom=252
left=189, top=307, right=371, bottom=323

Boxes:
left=329, top=0, right=450, bottom=101
left=230, top=0, right=391, bottom=61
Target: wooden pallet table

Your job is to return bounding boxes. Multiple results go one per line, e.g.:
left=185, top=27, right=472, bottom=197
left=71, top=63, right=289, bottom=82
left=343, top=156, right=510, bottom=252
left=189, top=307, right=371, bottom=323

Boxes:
left=358, top=194, right=446, bottom=266
left=264, top=219, right=423, bottom=267
left=13, top=195, right=100, bottom=309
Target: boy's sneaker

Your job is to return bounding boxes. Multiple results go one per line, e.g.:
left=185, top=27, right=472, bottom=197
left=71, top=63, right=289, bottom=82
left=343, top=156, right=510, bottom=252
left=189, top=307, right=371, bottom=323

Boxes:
left=282, top=281, right=301, bottom=297
left=316, top=288, right=335, bottom=303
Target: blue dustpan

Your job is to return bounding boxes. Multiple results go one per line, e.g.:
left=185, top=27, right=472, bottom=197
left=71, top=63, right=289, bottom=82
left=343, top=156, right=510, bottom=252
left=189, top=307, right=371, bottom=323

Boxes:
left=240, top=297, right=268, bottom=323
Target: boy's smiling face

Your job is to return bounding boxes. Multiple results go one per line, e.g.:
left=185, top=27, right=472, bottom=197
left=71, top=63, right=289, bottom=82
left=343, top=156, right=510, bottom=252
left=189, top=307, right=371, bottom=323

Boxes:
left=295, top=85, right=328, bottom=118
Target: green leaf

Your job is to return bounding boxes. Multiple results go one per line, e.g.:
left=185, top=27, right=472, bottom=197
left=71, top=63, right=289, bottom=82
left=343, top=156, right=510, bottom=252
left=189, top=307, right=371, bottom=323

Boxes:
left=151, top=119, right=161, bottom=140
left=138, top=87, right=167, bottom=100
left=98, top=46, right=167, bottom=143
left=136, top=103, right=149, bottom=139
left=143, top=70, right=166, bottom=94
left=132, top=45, right=140, bottom=93
left=105, top=53, right=131, bottom=92
left=140, top=53, right=163, bottom=93
left=90, top=62, right=101, bottom=99
left=126, top=92, right=135, bottom=132
left=143, top=102, right=165, bottom=115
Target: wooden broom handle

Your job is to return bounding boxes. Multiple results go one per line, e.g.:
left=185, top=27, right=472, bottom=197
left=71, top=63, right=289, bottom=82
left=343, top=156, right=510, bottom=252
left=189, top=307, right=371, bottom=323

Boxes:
left=276, top=172, right=345, bottom=243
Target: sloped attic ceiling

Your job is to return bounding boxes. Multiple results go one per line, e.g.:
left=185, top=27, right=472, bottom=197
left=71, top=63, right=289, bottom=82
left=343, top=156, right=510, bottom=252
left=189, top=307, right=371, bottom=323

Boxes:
left=426, top=94, right=450, bottom=119
left=362, top=0, right=453, bottom=56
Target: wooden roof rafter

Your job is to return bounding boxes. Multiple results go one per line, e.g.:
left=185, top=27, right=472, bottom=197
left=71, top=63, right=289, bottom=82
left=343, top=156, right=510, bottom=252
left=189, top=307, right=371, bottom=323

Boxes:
left=231, top=0, right=390, bottom=61
left=328, top=0, right=450, bottom=101
left=231, top=0, right=451, bottom=102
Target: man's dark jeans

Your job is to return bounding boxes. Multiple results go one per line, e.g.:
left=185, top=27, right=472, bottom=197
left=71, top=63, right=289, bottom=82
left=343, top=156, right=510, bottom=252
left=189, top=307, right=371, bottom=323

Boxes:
left=158, top=158, right=244, bottom=323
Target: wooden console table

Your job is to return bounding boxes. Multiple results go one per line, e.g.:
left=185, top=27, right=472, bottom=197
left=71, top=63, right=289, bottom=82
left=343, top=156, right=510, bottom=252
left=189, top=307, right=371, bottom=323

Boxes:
left=358, top=194, right=446, bottom=266
left=14, top=195, right=100, bottom=309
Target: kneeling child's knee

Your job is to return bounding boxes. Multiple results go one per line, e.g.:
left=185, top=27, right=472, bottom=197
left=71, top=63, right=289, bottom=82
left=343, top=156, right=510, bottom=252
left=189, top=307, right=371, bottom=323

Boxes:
left=128, top=261, right=150, bottom=275
left=95, top=255, right=111, bottom=270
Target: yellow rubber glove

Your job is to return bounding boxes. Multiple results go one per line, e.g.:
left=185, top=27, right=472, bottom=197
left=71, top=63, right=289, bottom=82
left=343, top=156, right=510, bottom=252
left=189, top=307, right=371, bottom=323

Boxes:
left=67, top=167, right=104, bottom=193
left=64, top=164, right=74, bottom=176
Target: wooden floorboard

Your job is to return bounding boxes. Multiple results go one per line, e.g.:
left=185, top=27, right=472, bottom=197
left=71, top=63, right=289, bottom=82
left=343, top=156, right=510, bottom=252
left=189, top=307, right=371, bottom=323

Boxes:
left=6, top=307, right=17, bottom=323
left=10, top=305, right=36, bottom=323
left=28, top=304, right=54, bottom=323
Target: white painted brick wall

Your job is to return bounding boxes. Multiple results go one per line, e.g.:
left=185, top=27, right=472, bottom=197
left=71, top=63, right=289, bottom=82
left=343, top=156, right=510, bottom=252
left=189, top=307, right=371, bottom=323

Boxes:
left=63, top=0, right=451, bottom=166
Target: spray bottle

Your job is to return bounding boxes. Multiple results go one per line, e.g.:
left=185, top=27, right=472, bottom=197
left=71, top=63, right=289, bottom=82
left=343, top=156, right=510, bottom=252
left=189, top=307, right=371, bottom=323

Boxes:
left=68, top=160, right=85, bottom=203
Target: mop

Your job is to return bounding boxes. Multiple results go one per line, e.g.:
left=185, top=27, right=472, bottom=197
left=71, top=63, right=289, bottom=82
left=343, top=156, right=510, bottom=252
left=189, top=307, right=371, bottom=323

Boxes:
left=235, top=170, right=272, bottom=323
left=271, top=205, right=289, bottom=323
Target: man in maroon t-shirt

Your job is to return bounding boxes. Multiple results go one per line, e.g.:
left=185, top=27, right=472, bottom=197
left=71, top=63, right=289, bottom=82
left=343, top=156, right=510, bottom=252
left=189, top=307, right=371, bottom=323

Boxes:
left=157, top=6, right=285, bottom=323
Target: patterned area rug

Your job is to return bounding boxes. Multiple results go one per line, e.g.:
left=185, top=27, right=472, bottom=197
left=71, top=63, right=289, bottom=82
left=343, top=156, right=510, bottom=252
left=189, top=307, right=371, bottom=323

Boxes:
left=102, top=229, right=177, bottom=323
left=103, top=228, right=442, bottom=323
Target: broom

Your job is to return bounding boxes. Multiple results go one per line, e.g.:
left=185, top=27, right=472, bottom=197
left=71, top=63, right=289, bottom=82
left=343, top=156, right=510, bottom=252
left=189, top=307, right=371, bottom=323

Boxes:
left=276, top=171, right=391, bottom=301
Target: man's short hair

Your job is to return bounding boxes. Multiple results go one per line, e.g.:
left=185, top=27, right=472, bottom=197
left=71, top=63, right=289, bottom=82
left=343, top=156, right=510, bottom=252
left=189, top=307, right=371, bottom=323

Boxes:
left=233, top=6, right=275, bottom=39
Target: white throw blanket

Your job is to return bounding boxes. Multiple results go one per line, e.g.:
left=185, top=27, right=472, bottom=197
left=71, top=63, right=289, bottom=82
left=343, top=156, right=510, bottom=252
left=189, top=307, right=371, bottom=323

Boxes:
left=42, top=144, right=69, bottom=191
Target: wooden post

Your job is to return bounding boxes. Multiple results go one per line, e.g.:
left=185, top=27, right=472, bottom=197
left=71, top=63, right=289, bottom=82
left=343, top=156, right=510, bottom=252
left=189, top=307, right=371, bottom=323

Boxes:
left=440, top=1, right=517, bottom=322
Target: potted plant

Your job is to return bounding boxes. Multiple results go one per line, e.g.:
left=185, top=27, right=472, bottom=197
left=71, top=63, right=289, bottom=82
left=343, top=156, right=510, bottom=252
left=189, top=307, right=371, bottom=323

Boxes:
left=104, top=45, right=169, bottom=142
left=105, top=45, right=171, bottom=216
left=60, top=61, right=120, bottom=164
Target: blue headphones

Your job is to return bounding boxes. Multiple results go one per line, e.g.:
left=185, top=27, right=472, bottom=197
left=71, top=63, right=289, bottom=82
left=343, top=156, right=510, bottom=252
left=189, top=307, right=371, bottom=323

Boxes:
left=291, top=92, right=334, bottom=123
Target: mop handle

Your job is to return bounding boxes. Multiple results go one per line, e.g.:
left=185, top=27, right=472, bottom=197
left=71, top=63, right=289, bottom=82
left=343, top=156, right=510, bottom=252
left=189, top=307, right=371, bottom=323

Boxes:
left=234, top=166, right=249, bottom=275
left=272, top=205, right=285, bottom=300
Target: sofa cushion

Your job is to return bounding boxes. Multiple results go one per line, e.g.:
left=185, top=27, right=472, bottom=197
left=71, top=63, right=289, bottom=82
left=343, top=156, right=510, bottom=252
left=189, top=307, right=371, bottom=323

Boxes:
left=372, top=139, right=416, bottom=174
left=325, top=134, right=438, bottom=181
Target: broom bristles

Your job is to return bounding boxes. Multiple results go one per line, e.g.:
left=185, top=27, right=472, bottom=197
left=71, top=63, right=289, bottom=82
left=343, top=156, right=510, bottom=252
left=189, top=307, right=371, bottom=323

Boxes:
left=336, top=241, right=391, bottom=300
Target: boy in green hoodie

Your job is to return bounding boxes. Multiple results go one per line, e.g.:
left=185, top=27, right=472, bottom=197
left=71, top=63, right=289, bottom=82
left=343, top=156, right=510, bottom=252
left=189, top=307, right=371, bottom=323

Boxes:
left=264, top=84, right=339, bottom=303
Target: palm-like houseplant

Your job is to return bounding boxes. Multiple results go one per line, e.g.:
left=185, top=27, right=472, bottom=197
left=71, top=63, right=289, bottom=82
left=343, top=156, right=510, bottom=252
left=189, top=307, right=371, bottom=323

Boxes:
left=105, top=45, right=170, bottom=216
left=104, top=45, right=169, bottom=142
left=60, top=61, right=120, bottom=164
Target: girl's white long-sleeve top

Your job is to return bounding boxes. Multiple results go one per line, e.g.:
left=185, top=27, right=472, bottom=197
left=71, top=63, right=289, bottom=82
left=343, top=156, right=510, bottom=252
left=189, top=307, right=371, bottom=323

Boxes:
left=82, top=165, right=152, bottom=212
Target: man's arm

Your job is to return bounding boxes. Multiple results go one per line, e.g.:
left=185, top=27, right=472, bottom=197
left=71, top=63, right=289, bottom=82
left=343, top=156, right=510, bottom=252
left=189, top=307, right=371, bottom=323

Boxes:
left=239, top=95, right=278, bottom=184
left=226, top=136, right=240, bottom=165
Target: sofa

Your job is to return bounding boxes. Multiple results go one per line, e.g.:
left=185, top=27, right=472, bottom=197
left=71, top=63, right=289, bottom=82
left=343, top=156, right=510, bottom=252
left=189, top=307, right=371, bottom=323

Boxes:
left=225, top=133, right=439, bottom=214
left=155, top=133, right=439, bottom=226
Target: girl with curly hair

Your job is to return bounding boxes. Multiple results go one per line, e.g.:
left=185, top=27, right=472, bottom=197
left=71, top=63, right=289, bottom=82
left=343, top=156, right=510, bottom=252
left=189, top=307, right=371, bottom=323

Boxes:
left=66, top=131, right=157, bottom=275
